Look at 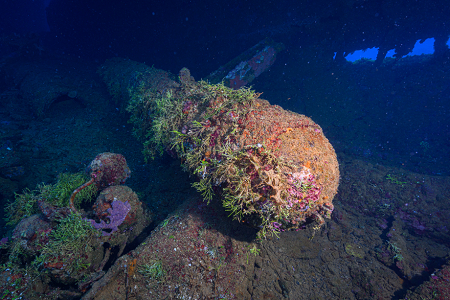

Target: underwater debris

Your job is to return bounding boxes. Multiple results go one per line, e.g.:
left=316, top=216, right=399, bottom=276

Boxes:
left=0, top=153, right=151, bottom=299
left=99, top=58, right=339, bottom=238
left=69, top=152, right=131, bottom=212
left=206, top=38, right=285, bottom=89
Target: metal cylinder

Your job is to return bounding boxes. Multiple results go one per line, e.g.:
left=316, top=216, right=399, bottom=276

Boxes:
left=98, top=58, right=339, bottom=238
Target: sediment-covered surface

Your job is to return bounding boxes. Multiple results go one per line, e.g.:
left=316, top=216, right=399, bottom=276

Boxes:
left=84, top=154, right=450, bottom=300
left=0, top=56, right=449, bottom=299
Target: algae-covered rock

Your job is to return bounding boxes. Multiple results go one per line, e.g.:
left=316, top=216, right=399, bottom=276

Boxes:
left=0, top=153, right=151, bottom=299
left=345, top=243, right=365, bottom=259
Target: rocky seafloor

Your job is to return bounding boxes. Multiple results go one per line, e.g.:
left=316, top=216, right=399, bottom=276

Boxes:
left=0, top=56, right=449, bottom=300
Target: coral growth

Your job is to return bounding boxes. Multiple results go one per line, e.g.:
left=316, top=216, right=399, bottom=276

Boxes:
left=87, top=200, right=131, bottom=236
left=0, top=154, right=150, bottom=299
left=5, top=172, right=97, bottom=226
left=87, top=152, right=131, bottom=189
left=99, top=59, right=339, bottom=238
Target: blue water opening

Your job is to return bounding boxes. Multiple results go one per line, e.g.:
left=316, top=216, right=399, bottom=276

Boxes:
left=344, top=36, right=450, bottom=62
left=405, top=38, right=435, bottom=57
left=345, top=47, right=378, bottom=62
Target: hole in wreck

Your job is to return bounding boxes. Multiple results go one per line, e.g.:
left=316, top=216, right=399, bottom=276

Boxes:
left=46, top=94, right=86, bottom=116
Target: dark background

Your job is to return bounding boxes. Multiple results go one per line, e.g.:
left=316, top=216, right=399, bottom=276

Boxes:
left=2, top=0, right=450, bottom=77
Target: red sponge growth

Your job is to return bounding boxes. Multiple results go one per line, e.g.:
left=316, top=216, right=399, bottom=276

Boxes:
left=87, top=152, right=131, bottom=189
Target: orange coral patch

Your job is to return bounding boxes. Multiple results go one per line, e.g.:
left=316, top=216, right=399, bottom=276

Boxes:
left=128, top=258, right=137, bottom=276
